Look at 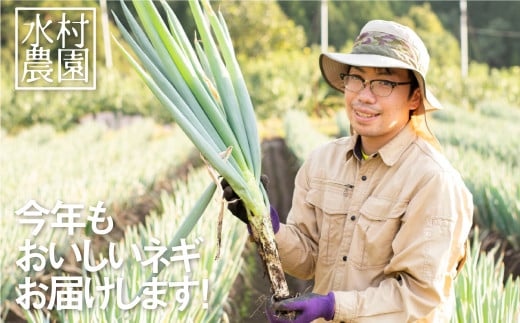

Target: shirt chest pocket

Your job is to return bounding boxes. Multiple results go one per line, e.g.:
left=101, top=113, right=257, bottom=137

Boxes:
left=305, top=179, right=350, bottom=265
left=306, top=179, right=350, bottom=214
left=350, top=197, right=408, bottom=269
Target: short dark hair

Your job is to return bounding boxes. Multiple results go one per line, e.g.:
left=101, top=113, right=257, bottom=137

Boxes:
left=408, top=70, right=419, bottom=98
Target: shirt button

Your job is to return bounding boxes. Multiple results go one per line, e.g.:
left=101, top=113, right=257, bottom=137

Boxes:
left=350, top=215, right=356, bottom=221
left=361, top=175, right=367, bottom=181
left=342, top=256, right=347, bottom=261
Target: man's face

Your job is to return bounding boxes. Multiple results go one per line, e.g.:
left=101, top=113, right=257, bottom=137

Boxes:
left=344, top=66, right=420, bottom=154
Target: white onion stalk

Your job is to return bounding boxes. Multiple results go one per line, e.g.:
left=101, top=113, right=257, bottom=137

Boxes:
left=112, top=0, right=290, bottom=301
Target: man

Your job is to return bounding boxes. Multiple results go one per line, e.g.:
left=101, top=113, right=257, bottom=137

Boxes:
left=225, top=20, right=473, bottom=322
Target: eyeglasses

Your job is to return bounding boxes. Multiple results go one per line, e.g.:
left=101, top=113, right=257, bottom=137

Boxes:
left=340, top=73, right=412, bottom=97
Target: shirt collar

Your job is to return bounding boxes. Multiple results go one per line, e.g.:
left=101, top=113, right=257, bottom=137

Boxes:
left=345, top=122, right=417, bottom=166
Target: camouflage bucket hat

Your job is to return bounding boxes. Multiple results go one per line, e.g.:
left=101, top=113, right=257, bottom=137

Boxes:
left=320, top=20, right=442, bottom=112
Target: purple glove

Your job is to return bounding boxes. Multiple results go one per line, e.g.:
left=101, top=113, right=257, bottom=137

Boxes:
left=266, top=292, right=335, bottom=323
left=268, top=206, right=280, bottom=233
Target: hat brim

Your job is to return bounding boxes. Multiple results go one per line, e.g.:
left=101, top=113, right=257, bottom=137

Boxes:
left=320, top=53, right=442, bottom=111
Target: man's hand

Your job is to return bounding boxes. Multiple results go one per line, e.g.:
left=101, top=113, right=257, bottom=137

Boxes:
left=266, top=292, right=335, bottom=323
left=221, top=175, right=280, bottom=233
left=221, top=177, right=248, bottom=224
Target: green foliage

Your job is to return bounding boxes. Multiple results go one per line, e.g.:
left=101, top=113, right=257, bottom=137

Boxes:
left=464, top=64, right=520, bottom=110
left=277, top=1, right=322, bottom=45
left=280, top=0, right=520, bottom=67
left=453, top=230, right=520, bottom=322
left=17, top=169, right=248, bottom=322
left=58, top=170, right=247, bottom=322
left=431, top=105, right=520, bottom=250
left=0, top=0, right=174, bottom=134
left=432, top=102, right=520, bottom=166
left=431, top=1, right=520, bottom=67
left=283, top=110, right=331, bottom=163
left=1, top=64, right=172, bottom=133
left=240, top=46, right=327, bottom=118
left=9, top=50, right=518, bottom=137
left=327, top=1, right=395, bottom=50
left=0, top=119, right=194, bottom=311
left=399, top=3, right=460, bottom=69
left=281, top=1, right=395, bottom=48
left=114, top=0, right=292, bottom=300
left=218, top=0, right=307, bottom=59
left=3, top=1, right=519, bottom=134
left=107, top=0, right=306, bottom=60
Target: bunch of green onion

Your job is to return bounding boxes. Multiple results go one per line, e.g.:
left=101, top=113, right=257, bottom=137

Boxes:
left=112, top=0, right=290, bottom=300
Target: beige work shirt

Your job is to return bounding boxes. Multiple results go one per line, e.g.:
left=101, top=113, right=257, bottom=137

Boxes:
left=276, top=123, right=473, bottom=322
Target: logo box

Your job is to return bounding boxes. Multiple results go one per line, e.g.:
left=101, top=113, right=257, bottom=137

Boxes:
left=15, top=7, right=96, bottom=90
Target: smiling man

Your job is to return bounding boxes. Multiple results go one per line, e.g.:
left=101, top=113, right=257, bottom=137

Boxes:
left=224, top=20, right=474, bottom=322
left=339, top=66, right=419, bottom=155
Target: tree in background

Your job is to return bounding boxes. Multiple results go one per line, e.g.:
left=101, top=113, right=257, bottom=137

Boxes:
left=430, top=1, right=520, bottom=68
left=218, top=0, right=307, bottom=59
left=280, top=0, right=520, bottom=68
left=106, top=0, right=307, bottom=63
left=280, top=0, right=396, bottom=50
left=399, top=3, right=460, bottom=70
left=1, top=0, right=518, bottom=133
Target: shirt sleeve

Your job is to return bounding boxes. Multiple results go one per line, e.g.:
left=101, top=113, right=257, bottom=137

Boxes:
left=333, top=170, right=473, bottom=322
left=275, top=158, right=321, bottom=280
